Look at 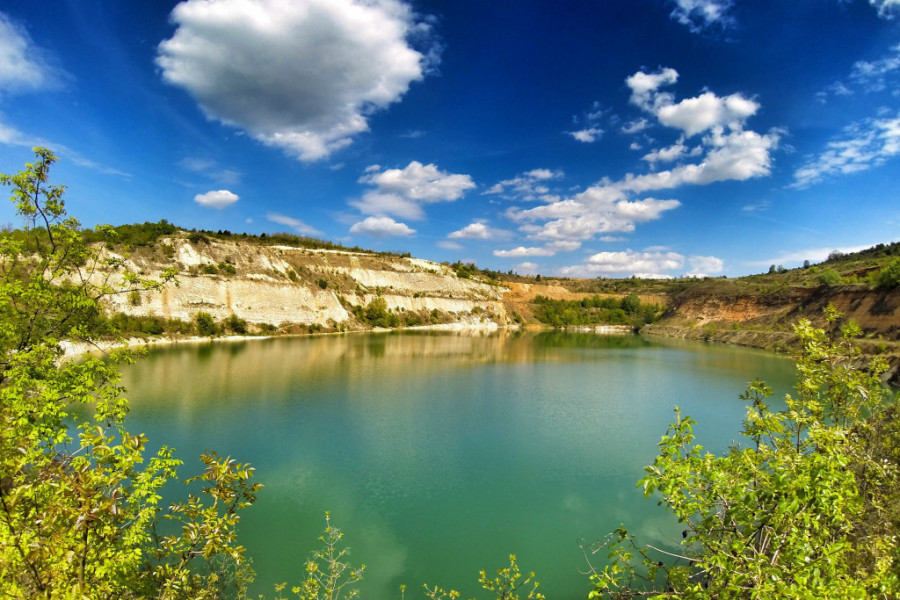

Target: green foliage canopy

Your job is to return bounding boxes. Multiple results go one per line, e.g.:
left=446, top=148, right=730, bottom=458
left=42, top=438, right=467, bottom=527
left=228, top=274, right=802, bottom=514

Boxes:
left=531, top=293, right=661, bottom=328
left=0, top=149, right=261, bottom=599
left=588, top=307, right=900, bottom=599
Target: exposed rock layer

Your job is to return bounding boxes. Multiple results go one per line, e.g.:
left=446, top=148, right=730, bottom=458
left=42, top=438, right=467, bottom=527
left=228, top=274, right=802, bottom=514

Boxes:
left=98, top=237, right=507, bottom=327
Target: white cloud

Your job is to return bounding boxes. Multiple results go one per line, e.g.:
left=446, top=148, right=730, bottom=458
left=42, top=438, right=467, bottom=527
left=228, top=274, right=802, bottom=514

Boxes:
left=748, top=244, right=880, bottom=268
left=568, top=127, right=603, bottom=143
left=352, top=161, right=475, bottom=220
left=557, top=249, right=685, bottom=278
left=625, top=67, right=679, bottom=110
left=156, top=0, right=436, bottom=162
left=686, top=255, right=724, bottom=276
left=589, top=250, right=684, bottom=273
left=870, top=0, right=900, bottom=18
left=493, top=241, right=581, bottom=258
left=642, top=140, right=690, bottom=163
left=568, top=101, right=605, bottom=142
left=792, top=112, right=900, bottom=188
left=622, top=118, right=650, bottom=134
left=526, top=169, right=558, bottom=180
left=516, top=262, right=540, bottom=275
left=669, top=0, right=734, bottom=32
left=449, top=222, right=490, bottom=240
left=267, top=212, right=323, bottom=236
left=0, top=119, right=26, bottom=145
left=0, top=13, right=64, bottom=93
left=448, top=222, right=511, bottom=240
left=350, top=216, right=415, bottom=238
left=0, top=118, right=130, bottom=177
left=626, top=67, right=759, bottom=138
left=742, top=199, right=771, bottom=213
left=494, top=67, right=777, bottom=250
left=621, top=128, right=780, bottom=192
left=509, top=193, right=681, bottom=243
left=484, top=169, right=563, bottom=201
left=657, top=92, right=759, bottom=137
left=494, top=246, right=557, bottom=258
left=850, top=43, right=900, bottom=92
left=194, top=189, right=238, bottom=209
left=436, top=240, right=463, bottom=251
left=179, top=157, right=241, bottom=185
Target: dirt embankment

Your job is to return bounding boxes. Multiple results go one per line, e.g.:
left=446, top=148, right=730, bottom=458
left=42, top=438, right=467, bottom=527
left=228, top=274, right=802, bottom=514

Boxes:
left=645, top=284, right=900, bottom=384
left=501, top=282, right=667, bottom=323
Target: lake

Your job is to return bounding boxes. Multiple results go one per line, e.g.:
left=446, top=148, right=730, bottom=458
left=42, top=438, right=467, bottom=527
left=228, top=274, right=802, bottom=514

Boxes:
left=119, top=331, right=796, bottom=599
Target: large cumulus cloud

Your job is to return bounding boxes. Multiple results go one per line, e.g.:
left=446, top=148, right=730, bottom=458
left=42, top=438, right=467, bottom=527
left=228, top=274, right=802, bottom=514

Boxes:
left=157, top=0, right=436, bottom=161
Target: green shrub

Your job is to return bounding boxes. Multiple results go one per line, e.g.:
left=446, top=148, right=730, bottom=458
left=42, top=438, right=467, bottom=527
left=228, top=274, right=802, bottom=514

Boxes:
left=589, top=310, right=899, bottom=598
left=195, top=311, right=217, bottom=336
left=819, top=267, right=841, bottom=285
left=225, top=313, right=247, bottom=334
left=876, top=257, right=900, bottom=289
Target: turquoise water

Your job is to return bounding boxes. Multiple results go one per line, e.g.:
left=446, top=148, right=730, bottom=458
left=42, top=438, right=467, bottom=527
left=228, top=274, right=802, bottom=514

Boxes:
left=119, top=331, right=795, bottom=599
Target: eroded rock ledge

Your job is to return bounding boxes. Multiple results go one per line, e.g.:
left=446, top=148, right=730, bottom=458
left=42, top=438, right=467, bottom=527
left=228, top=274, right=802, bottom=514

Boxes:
left=94, top=236, right=509, bottom=329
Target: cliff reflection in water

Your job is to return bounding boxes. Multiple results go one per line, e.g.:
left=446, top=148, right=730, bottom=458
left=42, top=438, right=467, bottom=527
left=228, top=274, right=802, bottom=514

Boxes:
left=122, top=331, right=654, bottom=414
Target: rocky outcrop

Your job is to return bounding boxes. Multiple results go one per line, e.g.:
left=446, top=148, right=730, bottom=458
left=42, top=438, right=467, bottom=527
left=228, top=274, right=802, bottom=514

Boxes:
left=95, top=236, right=508, bottom=328
left=646, top=284, right=900, bottom=385
left=661, top=284, right=900, bottom=340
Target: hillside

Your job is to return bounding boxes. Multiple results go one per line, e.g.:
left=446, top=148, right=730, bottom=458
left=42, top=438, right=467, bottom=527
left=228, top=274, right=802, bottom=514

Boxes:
left=75, top=224, right=900, bottom=381
left=92, top=230, right=509, bottom=333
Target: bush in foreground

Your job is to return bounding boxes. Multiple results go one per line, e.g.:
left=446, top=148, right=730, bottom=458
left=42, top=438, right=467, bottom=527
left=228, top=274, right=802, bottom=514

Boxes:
left=586, top=307, right=899, bottom=598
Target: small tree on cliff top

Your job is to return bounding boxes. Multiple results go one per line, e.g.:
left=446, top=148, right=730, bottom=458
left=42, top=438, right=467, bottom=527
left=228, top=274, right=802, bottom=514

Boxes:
left=0, top=148, right=261, bottom=599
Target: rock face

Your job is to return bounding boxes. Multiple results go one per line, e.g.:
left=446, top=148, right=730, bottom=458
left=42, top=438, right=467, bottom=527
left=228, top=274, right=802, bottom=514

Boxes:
left=97, top=236, right=508, bottom=328
left=646, top=284, right=900, bottom=384
left=662, top=285, right=900, bottom=340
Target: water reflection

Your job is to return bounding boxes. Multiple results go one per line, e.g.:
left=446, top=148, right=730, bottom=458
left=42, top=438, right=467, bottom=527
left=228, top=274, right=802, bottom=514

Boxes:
left=120, top=331, right=795, bottom=600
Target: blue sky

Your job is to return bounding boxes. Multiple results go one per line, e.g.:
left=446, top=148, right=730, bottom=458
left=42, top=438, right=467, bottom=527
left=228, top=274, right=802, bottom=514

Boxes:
left=1, top=0, right=898, bottom=278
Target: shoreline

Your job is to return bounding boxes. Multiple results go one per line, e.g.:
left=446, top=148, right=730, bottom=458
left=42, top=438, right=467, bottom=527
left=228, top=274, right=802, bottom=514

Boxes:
left=59, top=320, right=515, bottom=360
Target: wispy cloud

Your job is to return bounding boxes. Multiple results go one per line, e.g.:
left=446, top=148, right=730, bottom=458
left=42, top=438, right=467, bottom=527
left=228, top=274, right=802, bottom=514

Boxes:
left=0, top=118, right=131, bottom=178
left=869, top=0, right=900, bottom=19
left=791, top=111, right=900, bottom=188
left=567, top=100, right=605, bottom=143
left=668, top=0, right=734, bottom=33
left=178, top=157, right=242, bottom=185
left=485, top=168, right=563, bottom=202
left=267, top=212, right=323, bottom=236
left=0, top=12, right=67, bottom=94
left=746, top=244, right=878, bottom=268
left=850, top=43, right=900, bottom=92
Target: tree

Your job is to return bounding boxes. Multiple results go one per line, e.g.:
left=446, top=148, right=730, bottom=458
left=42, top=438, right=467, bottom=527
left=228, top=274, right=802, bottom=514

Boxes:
left=196, top=311, right=218, bottom=336
left=587, top=307, right=899, bottom=599
left=0, top=148, right=261, bottom=599
left=818, top=267, right=841, bottom=286
left=876, top=257, right=900, bottom=290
